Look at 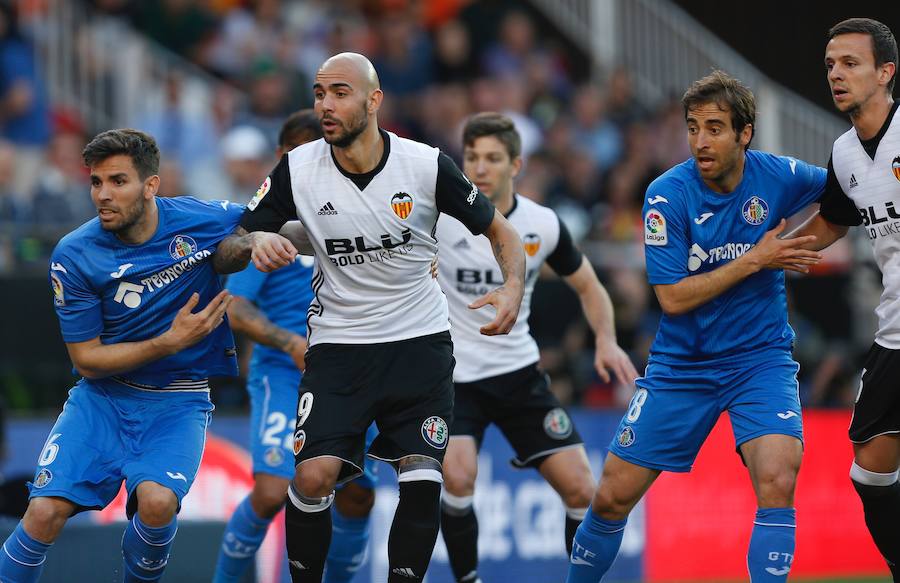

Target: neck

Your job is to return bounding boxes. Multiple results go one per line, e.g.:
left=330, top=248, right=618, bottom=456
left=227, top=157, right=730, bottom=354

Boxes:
left=331, top=123, right=383, bottom=174
left=703, top=152, right=745, bottom=194
left=851, top=93, right=894, bottom=141
left=117, top=197, right=159, bottom=245
left=492, top=185, right=515, bottom=215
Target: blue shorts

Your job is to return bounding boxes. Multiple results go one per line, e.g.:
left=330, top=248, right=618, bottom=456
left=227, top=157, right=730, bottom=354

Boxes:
left=608, top=354, right=803, bottom=472
left=29, top=379, right=213, bottom=515
left=247, top=365, right=379, bottom=488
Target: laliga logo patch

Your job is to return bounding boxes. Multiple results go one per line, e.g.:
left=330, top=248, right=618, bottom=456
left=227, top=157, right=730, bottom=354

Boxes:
left=293, top=429, right=306, bottom=456
left=421, top=416, right=449, bottom=449
left=618, top=426, right=636, bottom=448
left=742, top=196, right=768, bottom=225
left=644, top=210, right=667, bottom=246
left=50, top=273, right=65, bottom=306
left=34, top=468, right=53, bottom=488
left=391, top=192, right=414, bottom=219
left=893, top=155, right=900, bottom=183
left=248, top=176, right=271, bottom=211
left=169, top=235, right=198, bottom=260
left=543, top=408, right=573, bottom=440
left=523, top=233, right=541, bottom=257
left=264, top=446, right=285, bottom=467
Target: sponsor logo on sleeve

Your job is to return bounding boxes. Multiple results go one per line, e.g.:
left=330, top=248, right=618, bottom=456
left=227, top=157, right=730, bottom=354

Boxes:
left=644, top=210, right=667, bottom=245
left=248, top=176, right=271, bottom=211
left=50, top=273, right=65, bottom=306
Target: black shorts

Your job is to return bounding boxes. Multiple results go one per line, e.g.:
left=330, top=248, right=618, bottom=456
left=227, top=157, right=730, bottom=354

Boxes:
left=295, top=332, right=455, bottom=484
left=850, top=342, right=900, bottom=443
left=451, top=363, right=583, bottom=468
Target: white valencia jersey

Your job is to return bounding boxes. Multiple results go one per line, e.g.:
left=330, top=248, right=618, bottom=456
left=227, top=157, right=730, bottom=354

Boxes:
left=823, top=100, right=900, bottom=348
left=437, top=194, right=583, bottom=382
left=240, top=130, right=495, bottom=345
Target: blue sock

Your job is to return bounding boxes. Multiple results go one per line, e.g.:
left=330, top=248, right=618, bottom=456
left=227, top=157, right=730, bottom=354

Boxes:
left=747, top=507, right=796, bottom=582
left=0, top=522, right=51, bottom=583
left=566, top=508, right=626, bottom=583
left=213, top=495, right=273, bottom=583
left=324, top=507, right=371, bottom=583
left=121, top=515, right=178, bottom=582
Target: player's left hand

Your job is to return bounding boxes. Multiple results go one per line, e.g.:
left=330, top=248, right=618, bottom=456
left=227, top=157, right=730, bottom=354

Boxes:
left=286, top=334, right=308, bottom=372
left=469, top=283, right=523, bottom=336
left=430, top=255, right=439, bottom=279
left=594, top=338, right=639, bottom=385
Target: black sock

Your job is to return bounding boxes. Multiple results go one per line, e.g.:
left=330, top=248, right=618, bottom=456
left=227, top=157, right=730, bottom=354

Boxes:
left=285, top=487, right=333, bottom=582
left=852, top=478, right=900, bottom=575
left=565, top=514, right=582, bottom=556
left=387, top=480, right=442, bottom=582
left=441, top=500, right=479, bottom=582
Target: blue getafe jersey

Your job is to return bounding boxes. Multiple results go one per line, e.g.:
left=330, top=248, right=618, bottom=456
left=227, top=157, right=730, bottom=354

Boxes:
left=643, top=150, right=826, bottom=363
left=225, top=257, right=314, bottom=370
left=49, top=196, right=244, bottom=386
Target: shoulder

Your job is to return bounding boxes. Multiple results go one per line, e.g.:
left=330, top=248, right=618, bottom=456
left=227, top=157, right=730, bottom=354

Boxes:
left=645, top=160, right=694, bottom=202
left=286, top=139, right=330, bottom=167
left=53, top=218, right=101, bottom=257
left=390, top=132, right=440, bottom=161
left=514, top=195, right=558, bottom=225
left=832, top=126, right=858, bottom=157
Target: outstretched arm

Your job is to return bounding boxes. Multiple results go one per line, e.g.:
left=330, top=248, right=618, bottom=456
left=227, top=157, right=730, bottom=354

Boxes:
left=655, top=219, right=821, bottom=316
left=228, top=296, right=307, bottom=371
left=564, top=257, right=639, bottom=384
left=66, top=290, right=232, bottom=379
left=470, top=210, right=525, bottom=335
left=214, top=227, right=299, bottom=274
left=784, top=211, right=849, bottom=251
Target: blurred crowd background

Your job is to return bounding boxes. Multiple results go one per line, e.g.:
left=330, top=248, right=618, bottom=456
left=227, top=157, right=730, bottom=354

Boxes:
left=0, top=0, right=887, bottom=414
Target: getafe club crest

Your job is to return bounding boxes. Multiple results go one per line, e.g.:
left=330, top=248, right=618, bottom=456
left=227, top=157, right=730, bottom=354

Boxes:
left=391, top=192, right=414, bottom=219
left=264, top=446, right=285, bottom=467
left=421, top=416, right=448, bottom=449
left=618, top=426, right=635, bottom=448
left=892, top=155, right=900, bottom=182
left=543, top=408, right=573, bottom=439
left=169, top=235, right=198, bottom=259
left=742, top=196, right=768, bottom=225
left=523, top=233, right=541, bottom=257
left=34, top=468, right=53, bottom=488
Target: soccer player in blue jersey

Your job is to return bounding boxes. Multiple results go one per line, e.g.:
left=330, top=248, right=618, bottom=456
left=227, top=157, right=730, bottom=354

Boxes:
left=0, top=129, right=250, bottom=583
left=215, top=110, right=379, bottom=583
left=567, top=71, right=828, bottom=583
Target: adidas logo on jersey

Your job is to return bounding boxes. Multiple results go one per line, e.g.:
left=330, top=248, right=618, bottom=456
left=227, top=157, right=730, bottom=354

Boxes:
left=453, top=238, right=470, bottom=250
left=318, top=202, right=338, bottom=215
left=391, top=567, right=417, bottom=578
left=849, top=174, right=858, bottom=189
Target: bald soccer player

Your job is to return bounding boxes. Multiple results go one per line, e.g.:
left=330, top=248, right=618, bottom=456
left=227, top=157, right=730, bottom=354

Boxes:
left=215, top=53, right=526, bottom=583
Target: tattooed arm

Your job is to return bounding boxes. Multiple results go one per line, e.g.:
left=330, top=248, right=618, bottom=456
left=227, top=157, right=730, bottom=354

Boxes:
left=228, top=294, right=307, bottom=371
left=470, top=209, right=525, bottom=335
left=214, top=227, right=299, bottom=274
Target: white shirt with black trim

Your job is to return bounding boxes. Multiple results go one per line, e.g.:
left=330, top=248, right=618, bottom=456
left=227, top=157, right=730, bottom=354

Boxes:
left=823, top=99, right=900, bottom=348
left=240, top=130, right=495, bottom=345
left=436, top=194, right=583, bottom=382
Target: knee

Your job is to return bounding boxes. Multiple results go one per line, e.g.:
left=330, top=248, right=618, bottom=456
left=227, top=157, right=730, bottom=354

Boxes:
left=22, top=497, right=73, bottom=543
left=591, top=484, right=633, bottom=521
left=558, top=472, right=595, bottom=510
left=136, top=484, right=179, bottom=527
left=251, top=484, right=288, bottom=519
left=335, top=484, right=375, bottom=518
left=442, top=461, right=476, bottom=496
left=754, top=465, right=799, bottom=507
left=294, top=463, right=339, bottom=498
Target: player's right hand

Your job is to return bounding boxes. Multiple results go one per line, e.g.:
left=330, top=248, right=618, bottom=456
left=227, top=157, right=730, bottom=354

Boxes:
left=752, top=219, right=822, bottom=273
left=251, top=232, right=298, bottom=272
left=163, top=290, right=233, bottom=352
left=286, top=334, right=308, bottom=372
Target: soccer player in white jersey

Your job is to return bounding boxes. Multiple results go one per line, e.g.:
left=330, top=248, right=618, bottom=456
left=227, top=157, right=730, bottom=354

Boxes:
left=216, top=53, right=526, bottom=583
left=435, top=112, right=637, bottom=582
left=789, top=18, right=900, bottom=579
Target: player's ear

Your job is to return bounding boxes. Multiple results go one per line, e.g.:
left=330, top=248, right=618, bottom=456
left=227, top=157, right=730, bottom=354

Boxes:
left=511, top=156, right=524, bottom=179
left=144, top=174, right=160, bottom=198
left=368, top=89, right=383, bottom=114
left=879, top=61, right=896, bottom=89
left=739, top=123, right=753, bottom=148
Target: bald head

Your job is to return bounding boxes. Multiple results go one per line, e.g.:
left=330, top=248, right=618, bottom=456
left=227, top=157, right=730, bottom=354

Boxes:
left=318, top=52, right=380, bottom=92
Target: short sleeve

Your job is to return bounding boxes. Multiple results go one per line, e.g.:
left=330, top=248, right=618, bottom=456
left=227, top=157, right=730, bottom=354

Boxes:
left=546, top=216, right=583, bottom=276
left=240, top=154, right=299, bottom=233
left=782, top=156, right=828, bottom=217
left=819, top=157, right=862, bottom=226
left=225, top=264, right=268, bottom=302
left=643, top=182, right=690, bottom=285
left=49, top=253, right=103, bottom=343
left=435, top=153, right=495, bottom=235
left=202, top=199, right=246, bottom=244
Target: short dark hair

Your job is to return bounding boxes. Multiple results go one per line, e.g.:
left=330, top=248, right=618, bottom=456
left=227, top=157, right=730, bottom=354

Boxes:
left=827, top=18, right=898, bottom=93
left=82, top=129, right=160, bottom=179
left=682, top=70, right=756, bottom=148
left=462, top=112, right=522, bottom=160
left=279, top=109, right=322, bottom=148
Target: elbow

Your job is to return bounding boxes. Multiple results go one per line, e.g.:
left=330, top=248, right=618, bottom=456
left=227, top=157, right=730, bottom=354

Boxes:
left=74, top=363, right=103, bottom=380
left=657, top=294, right=689, bottom=317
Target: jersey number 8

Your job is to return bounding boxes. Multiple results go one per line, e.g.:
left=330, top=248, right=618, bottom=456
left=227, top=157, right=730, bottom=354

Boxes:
left=625, top=389, right=648, bottom=423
